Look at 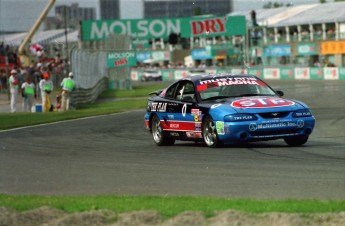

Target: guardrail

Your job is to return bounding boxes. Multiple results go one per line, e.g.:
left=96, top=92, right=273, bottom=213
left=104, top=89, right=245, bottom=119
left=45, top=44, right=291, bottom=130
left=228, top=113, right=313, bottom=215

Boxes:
left=70, top=77, right=108, bottom=106
left=131, top=67, right=345, bottom=81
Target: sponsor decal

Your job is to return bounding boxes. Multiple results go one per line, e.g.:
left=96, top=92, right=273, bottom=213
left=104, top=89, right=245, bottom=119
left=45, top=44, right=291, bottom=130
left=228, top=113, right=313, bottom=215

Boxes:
left=170, top=123, right=180, bottom=129
left=197, top=77, right=264, bottom=92
left=249, top=123, right=257, bottom=131
left=151, top=102, right=167, bottom=112
left=248, top=120, right=304, bottom=131
left=194, top=115, right=199, bottom=122
left=167, top=114, right=175, bottom=119
left=216, top=121, right=225, bottom=135
left=231, top=97, right=295, bottom=109
left=195, top=122, right=202, bottom=131
left=182, top=104, right=187, bottom=117
left=191, top=109, right=202, bottom=115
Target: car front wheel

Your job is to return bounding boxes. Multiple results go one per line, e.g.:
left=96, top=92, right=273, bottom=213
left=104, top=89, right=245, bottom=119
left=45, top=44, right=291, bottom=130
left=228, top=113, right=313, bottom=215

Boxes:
left=284, top=135, right=309, bottom=146
left=151, top=115, right=175, bottom=146
left=202, top=116, right=221, bottom=148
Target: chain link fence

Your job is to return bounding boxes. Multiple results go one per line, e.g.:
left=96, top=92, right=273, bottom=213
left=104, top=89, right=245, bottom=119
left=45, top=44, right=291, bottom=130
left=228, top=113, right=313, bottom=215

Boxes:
left=70, top=34, right=132, bottom=105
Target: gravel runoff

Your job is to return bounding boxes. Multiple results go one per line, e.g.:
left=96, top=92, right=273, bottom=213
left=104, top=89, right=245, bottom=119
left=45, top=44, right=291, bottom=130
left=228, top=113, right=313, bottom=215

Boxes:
left=1, top=207, right=345, bottom=226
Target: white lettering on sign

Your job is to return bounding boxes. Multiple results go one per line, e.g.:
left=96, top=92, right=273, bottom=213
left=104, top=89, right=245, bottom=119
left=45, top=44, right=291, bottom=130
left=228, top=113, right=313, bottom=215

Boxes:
left=90, top=19, right=181, bottom=40
left=151, top=102, right=167, bottom=112
left=108, top=52, right=135, bottom=59
left=200, top=77, right=258, bottom=85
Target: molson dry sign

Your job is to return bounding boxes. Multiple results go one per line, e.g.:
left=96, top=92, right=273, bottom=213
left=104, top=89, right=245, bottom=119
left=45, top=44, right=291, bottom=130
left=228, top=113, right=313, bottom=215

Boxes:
left=81, top=16, right=246, bottom=41
left=180, top=15, right=246, bottom=38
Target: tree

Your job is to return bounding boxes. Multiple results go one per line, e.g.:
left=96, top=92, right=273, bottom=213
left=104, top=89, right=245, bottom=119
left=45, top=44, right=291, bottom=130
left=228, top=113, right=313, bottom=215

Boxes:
left=319, top=0, right=327, bottom=3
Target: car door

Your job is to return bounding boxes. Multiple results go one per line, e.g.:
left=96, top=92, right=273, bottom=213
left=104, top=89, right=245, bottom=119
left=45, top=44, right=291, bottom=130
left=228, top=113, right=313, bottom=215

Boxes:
left=161, top=81, right=202, bottom=138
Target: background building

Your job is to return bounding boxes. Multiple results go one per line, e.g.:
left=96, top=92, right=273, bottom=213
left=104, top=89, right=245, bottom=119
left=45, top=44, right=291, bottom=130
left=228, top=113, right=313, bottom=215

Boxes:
left=99, top=0, right=120, bottom=20
left=46, top=3, right=96, bottom=30
left=144, top=0, right=233, bottom=18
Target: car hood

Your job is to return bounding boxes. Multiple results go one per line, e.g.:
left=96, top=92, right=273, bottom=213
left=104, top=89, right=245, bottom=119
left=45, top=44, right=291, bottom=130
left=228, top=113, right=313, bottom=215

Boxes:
left=204, top=96, right=308, bottom=115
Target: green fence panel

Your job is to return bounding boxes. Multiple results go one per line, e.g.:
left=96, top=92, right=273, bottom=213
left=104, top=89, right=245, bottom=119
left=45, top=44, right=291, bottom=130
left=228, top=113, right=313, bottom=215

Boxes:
left=339, top=67, right=345, bottom=80
left=280, top=68, right=294, bottom=80
left=309, top=67, right=324, bottom=80
left=162, top=70, right=175, bottom=81
left=247, top=68, right=263, bottom=78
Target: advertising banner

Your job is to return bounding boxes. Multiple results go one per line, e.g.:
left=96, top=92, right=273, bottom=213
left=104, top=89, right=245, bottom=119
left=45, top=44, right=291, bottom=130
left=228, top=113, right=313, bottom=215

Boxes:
left=339, top=67, right=345, bottom=80
left=309, top=67, right=323, bottom=80
left=263, top=68, right=280, bottom=79
left=264, top=45, right=291, bottom=57
left=280, top=68, right=294, bottom=80
left=321, top=41, right=345, bottom=55
left=297, top=43, right=317, bottom=55
left=323, top=67, right=339, bottom=80
left=106, top=51, right=137, bottom=68
left=191, top=49, right=213, bottom=60
left=82, top=15, right=246, bottom=41
left=247, top=68, right=263, bottom=78
left=294, top=67, right=310, bottom=79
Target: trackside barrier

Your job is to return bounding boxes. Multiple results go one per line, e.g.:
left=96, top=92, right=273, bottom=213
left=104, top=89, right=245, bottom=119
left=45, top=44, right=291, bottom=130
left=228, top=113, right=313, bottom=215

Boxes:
left=131, top=67, right=345, bottom=81
left=70, top=77, right=108, bottom=107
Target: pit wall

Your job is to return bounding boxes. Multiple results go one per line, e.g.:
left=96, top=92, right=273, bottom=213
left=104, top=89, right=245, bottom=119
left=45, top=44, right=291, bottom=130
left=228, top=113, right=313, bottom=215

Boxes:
left=131, top=67, right=345, bottom=81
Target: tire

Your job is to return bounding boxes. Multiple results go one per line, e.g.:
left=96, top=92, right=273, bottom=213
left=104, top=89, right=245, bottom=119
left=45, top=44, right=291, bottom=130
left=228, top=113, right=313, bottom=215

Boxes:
left=284, top=135, right=309, bottom=146
left=151, top=115, right=175, bottom=146
left=202, top=116, right=222, bottom=148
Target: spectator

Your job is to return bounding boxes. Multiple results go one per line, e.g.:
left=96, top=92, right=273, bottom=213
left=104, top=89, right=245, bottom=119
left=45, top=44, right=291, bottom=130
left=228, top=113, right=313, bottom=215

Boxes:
left=9, top=69, right=19, bottom=113
left=60, top=72, right=76, bottom=111
left=39, top=72, right=53, bottom=112
left=21, top=76, right=36, bottom=112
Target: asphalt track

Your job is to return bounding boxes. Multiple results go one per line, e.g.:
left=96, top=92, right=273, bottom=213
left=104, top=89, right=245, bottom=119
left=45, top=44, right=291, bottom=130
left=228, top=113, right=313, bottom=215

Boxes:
left=0, top=80, right=344, bottom=199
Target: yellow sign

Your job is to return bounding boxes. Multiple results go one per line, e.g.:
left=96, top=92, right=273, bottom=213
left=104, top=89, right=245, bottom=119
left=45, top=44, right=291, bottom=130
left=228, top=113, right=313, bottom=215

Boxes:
left=321, top=41, right=345, bottom=55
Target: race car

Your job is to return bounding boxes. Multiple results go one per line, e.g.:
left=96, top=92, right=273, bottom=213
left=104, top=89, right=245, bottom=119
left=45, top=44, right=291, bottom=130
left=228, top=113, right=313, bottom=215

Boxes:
left=144, top=74, right=315, bottom=148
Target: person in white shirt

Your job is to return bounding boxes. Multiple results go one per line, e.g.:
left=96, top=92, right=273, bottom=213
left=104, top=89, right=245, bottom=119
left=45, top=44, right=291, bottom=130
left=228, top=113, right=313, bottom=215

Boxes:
left=39, top=72, right=53, bottom=112
left=21, top=76, right=36, bottom=112
left=9, top=69, right=19, bottom=113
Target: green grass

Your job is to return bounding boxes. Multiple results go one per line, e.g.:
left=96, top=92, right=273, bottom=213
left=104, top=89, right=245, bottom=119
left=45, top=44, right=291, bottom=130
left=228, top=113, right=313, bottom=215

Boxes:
left=0, top=195, right=344, bottom=217
left=0, top=99, right=147, bottom=130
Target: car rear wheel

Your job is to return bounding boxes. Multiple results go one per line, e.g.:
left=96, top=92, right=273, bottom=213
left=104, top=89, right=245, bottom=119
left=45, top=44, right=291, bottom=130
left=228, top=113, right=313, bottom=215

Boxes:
left=151, top=115, right=175, bottom=146
left=202, top=116, right=221, bottom=148
left=284, top=135, right=309, bottom=146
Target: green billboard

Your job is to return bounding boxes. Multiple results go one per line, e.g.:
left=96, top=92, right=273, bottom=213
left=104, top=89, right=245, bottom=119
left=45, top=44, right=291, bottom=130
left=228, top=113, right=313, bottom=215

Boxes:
left=81, top=16, right=246, bottom=41
left=106, top=51, right=137, bottom=68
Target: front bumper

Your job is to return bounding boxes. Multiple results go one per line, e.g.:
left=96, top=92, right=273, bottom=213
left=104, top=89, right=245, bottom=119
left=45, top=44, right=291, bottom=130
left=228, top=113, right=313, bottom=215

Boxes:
left=217, top=116, right=315, bottom=144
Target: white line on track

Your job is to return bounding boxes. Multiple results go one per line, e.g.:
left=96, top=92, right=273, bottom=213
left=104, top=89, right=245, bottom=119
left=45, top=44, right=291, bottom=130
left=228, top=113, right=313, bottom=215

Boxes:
left=0, top=109, right=144, bottom=133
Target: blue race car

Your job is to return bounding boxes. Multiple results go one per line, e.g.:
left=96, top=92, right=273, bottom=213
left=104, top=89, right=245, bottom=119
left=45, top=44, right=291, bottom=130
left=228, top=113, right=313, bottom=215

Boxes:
left=144, top=74, right=315, bottom=148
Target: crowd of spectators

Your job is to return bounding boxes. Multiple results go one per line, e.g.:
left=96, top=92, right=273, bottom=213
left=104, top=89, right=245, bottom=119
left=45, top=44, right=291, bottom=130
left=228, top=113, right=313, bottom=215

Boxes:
left=1, top=43, right=70, bottom=113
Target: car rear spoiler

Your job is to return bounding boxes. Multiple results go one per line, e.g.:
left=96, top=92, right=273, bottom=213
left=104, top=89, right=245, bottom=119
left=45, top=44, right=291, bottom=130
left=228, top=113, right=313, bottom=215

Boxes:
left=149, top=90, right=163, bottom=96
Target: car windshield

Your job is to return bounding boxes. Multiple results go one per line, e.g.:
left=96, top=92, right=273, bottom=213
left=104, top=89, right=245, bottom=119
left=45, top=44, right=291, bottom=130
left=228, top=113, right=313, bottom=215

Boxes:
left=196, top=76, right=277, bottom=101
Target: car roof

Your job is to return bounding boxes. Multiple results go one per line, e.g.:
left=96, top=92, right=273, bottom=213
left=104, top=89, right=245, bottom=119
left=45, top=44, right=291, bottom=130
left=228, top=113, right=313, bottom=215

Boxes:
left=182, top=73, right=258, bottom=83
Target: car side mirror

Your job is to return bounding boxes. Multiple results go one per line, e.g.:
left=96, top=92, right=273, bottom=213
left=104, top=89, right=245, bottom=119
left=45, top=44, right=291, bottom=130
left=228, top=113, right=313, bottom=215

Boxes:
left=276, top=90, right=284, bottom=97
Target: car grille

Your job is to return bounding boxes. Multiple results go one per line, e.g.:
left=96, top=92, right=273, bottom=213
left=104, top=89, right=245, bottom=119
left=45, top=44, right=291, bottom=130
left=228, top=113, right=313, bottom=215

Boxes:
left=258, top=112, right=290, bottom=119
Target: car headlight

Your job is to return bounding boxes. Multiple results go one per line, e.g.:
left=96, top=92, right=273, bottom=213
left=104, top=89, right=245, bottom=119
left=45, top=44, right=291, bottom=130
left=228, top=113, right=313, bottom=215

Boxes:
left=293, top=109, right=313, bottom=118
left=224, top=114, right=257, bottom=122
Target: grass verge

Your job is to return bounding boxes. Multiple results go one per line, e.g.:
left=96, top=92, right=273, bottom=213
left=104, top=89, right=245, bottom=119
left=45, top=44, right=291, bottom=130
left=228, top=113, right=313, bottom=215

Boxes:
left=0, top=99, right=147, bottom=130
left=0, top=195, right=344, bottom=217
left=99, top=84, right=165, bottom=98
